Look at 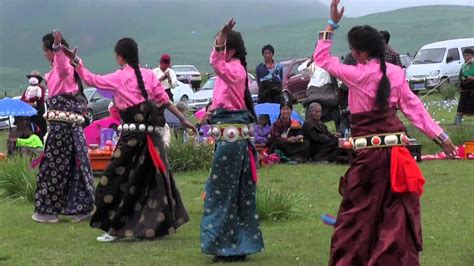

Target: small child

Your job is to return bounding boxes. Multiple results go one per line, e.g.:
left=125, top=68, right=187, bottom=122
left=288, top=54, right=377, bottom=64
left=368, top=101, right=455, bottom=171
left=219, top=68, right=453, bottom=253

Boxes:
left=254, top=114, right=271, bottom=145
left=24, top=77, right=43, bottom=105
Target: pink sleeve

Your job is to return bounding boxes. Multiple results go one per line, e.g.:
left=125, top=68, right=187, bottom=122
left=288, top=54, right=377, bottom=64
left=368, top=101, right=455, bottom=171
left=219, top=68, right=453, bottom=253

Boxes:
left=313, top=40, right=362, bottom=88
left=210, top=48, right=243, bottom=83
left=397, top=81, right=443, bottom=139
left=149, top=71, right=170, bottom=104
left=53, top=50, right=73, bottom=79
left=75, top=61, right=119, bottom=91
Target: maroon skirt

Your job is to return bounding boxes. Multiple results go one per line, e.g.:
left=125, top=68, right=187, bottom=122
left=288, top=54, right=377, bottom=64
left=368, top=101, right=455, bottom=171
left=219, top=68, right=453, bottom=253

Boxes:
left=330, top=109, right=422, bottom=266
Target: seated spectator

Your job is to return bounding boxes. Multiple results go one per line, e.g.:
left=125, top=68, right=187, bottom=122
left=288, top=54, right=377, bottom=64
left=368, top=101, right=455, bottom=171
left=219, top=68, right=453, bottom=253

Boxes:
left=254, top=114, right=271, bottom=146
left=302, top=102, right=340, bottom=162
left=7, top=118, right=43, bottom=157
left=84, top=102, right=120, bottom=146
left=268, top=101, right=310, bottom=163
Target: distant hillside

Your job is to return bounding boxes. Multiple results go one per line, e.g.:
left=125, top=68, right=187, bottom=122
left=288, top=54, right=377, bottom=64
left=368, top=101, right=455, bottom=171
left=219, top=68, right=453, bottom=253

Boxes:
left=1, top=3, right=473, bottom=94
left=0, top=0, right=328, bottom=93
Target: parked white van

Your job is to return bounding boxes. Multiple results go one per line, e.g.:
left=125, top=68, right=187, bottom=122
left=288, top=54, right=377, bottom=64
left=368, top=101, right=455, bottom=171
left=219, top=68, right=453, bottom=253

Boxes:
left=406, top=38, right=474, bottom=93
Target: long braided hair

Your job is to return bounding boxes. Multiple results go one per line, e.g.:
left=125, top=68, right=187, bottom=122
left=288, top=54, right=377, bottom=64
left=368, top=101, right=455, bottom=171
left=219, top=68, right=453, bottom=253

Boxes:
left=42, top=33, right=85, bottom=98
left=226, top=30, right=257, bottom=120
left=114, top=38, right=148, bottom=100
left=348, top=25, right=391, bottom=111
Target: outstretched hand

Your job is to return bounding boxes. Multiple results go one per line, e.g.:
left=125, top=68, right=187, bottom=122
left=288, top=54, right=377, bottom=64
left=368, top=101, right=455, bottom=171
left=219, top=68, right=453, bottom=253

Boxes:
left=53, top=29, right=63, bottom=46
left=181, top=119, right=198, bottom=134
left=330, top=0, right=345, bottom=24
left=441, top=138, right=457, bottom=158
left=61, top=46, right=78, bottom=60
left=216, top=18, right=236, bottom=46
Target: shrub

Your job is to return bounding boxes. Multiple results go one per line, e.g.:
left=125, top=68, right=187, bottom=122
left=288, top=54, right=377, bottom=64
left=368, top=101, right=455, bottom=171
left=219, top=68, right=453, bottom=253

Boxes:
left=256, top=186, right=304, bottom=221
left=439, top=83, right=459, bottom=100
left=0, top=155, right=37, bottom=202
left=166, top=134, right=214, bottom=172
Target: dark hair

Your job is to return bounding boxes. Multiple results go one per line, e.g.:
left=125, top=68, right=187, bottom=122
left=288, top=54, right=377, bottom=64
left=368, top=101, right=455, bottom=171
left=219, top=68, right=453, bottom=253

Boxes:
left=280, top=98, right=293, bottom=110
left=42, top=33, right=84, bottom=97
left=349, top=26, right=391, bottom=112
left=463, top=48, right=474, bottom=55
left=261, top=44, right=275, bottom=55
left=380, top=30, right=390, bottom=44
left=114, top=38, right=148, bottom=100
left=226, top=30, right=257, bottom=120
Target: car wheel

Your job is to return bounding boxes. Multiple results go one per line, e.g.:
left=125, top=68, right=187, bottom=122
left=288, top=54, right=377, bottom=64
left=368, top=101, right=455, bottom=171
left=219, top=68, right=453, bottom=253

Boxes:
left=180, top=95, right=189, bottom=103
left=86, top=109, right=94, bottom=122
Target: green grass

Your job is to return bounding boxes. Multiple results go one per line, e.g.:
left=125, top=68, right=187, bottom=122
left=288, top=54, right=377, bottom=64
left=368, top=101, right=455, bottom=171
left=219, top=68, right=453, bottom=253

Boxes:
left=0, top=162, right=473, bottom=265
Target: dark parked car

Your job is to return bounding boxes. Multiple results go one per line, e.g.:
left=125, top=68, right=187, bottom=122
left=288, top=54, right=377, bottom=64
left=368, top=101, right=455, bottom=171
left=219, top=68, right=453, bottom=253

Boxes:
left=83, top=88, right=112, bottom=121
left=249, top=58, right=310, bottom=103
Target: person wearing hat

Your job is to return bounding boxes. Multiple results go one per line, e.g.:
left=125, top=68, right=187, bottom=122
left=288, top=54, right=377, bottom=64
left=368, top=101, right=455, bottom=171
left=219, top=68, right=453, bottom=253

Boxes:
left=152, top=54, right=178, bottom=101
left=20, top=70, right=47, bottom=141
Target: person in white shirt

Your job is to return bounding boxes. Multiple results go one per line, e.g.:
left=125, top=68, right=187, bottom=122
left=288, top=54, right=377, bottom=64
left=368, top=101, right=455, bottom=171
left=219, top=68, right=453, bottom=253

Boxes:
left=152, top=54, right=178, bottom=101
left=298, top=58, right=332, bottom=88
left=298, top=57, right=341, bottom=131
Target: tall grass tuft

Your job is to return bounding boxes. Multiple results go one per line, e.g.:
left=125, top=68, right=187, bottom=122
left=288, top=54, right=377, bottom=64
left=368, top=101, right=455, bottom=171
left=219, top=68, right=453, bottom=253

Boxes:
left=0, top=155, right=37, bottom=202
left=439, top=83, right=458, bottom=100
left=256, top=186, right=304, bottom=221
left=166, top=134, right=214, bottom=172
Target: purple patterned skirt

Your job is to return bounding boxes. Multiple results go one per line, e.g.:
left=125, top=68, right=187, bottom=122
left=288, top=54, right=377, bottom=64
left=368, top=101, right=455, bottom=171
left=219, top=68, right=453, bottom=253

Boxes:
left=34, top=94, right=95, bottom=215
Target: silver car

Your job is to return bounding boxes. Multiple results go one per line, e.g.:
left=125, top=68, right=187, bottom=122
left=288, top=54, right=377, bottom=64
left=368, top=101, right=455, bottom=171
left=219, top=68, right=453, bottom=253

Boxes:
left=83, top=88, right=112, bottom=121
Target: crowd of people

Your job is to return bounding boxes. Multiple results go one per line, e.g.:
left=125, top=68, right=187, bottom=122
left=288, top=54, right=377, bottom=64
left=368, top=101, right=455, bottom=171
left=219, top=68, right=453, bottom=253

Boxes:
left=5, top=0, right=465, bottom=264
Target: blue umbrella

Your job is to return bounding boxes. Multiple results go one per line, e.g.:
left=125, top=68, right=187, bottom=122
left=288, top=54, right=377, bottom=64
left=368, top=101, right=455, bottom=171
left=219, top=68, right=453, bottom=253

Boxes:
left=255, top=103, right=303, bottom=125
left=0, top=97, right=37, bottom=116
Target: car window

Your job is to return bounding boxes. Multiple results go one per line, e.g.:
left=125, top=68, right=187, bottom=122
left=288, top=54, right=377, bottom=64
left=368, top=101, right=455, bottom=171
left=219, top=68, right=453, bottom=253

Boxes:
left=447, top=48, right=460, bottom=61
left=201, top=78, right=215, bottom=90
left=413, top=48, right=446, bottom=64
left=84, top=89, right=95, bottom=99
left=462, top=46, right=474, bottom=53
left=288, top=64, right=300, bottom=77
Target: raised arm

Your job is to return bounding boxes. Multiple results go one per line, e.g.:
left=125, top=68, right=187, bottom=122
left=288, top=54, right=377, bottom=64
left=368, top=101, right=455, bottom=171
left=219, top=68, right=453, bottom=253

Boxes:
left=313, top=0, right=362, bottom=88
left=51, top=31, right=73, bottom=79
left=210, top=18, right=244, bottom=84
left=75, top=61, right=120, bottom=91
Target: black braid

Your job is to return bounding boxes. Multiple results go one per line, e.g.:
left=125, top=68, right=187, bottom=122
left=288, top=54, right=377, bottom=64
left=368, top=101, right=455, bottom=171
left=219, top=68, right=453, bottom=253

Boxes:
left=240, top=57, right=257, bottom=121
left=226, top=30, right=257, bottom=121
left=376, top=52, right=391, bottom=111
left=130, top=63, right=148, bottom=100
left=348, top=25, right=391, bottom=112
left=114, top=38, right=148, bottom=100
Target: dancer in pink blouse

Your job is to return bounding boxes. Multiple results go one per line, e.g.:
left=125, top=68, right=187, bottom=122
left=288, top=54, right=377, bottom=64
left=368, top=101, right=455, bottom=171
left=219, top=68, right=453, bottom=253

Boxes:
left=200, top=19, right=263, bottom=262
left=32, top=31, right=95, bottom=224
left=62, top=35, right=194, bottom=242
left=314, top=1, right=456, bottom=265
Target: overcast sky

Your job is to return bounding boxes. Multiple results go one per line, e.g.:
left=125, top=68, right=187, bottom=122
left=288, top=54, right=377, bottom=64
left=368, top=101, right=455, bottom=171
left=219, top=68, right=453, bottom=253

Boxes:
left=318, top=0, right=474, bottom=16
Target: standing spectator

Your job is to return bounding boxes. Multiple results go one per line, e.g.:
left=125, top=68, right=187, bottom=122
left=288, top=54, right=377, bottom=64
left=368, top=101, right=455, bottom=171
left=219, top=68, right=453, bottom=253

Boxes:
left=380, top=30, right=402, bottom=67
left=153, top=54, right=178, bottom=101
left=338, top=52, right=357, bottom=133
left=21, top=70, right=47, bottom=141
left=454, top=48, right=474, bottom=125
left=298, top=56, right=340, bottom=130
left=256, top=44, right=284, bottom=103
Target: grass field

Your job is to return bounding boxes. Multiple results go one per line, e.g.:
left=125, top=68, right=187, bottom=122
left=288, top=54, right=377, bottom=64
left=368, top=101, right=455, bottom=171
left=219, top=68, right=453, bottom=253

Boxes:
left=0, top=91, right=473, bottom=265
left=0, top=162, right=473, bottom=265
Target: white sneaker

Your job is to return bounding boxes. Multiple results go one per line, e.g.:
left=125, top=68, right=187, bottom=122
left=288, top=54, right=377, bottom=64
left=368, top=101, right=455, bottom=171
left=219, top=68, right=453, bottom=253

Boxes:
left=96, top=232, right=117, bottom=242
left=32, top=213, right=59, bottom=223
